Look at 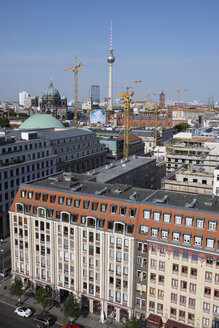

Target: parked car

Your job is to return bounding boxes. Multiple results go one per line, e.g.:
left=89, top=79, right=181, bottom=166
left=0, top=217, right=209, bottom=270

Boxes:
left=0, top=267, right=11, bottom=277
left=61, top=324, right=79, bottom=328
left=32, top=314, right=55, bottom=326
left=14, top=306, right=32, bottom=318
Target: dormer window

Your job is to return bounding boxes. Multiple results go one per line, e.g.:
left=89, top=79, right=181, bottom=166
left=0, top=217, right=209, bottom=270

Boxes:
left=21, top=190, right=26, bottom=198
left=110, top=205, right=117, bottom=215
left=153, top=212, right=161, bottom=221
left=175, top=215, right=182, bottom=225
left=209, top=220, right=217, bottom=231
left=143, top=209, right=151, bottom=220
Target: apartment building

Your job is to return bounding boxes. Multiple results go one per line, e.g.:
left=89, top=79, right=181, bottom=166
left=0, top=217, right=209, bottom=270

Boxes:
left=166, top=135, right=219, bottom=174
left=0, top=113, right=107, bottom=238
left=9, top=173, right=219, bottom=327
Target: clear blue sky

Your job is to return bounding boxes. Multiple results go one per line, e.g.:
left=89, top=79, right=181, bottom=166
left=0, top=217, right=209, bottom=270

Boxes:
left=1, top=0, right=219, bottom=103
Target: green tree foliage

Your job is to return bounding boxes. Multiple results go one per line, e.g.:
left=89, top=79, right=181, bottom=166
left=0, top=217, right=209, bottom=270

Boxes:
left=0, top=116, right=10, bottom=128
left=174, top=122, right=190, bottom=133
left=63, top=293, right=79, bottom=320
left=123, top=316, right=142, bottom=328
left=10, top=278, right=25, bottom=300
left=34, top=286, right=52, bottom=309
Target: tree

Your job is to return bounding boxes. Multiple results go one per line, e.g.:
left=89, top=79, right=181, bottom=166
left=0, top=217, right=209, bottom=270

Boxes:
left=123, top=316, right=142, bottom=328
left=34, top=286, right=52, bottom=309
left=10, top=278, right=25, bottom=302
left=63, top=293, right=79, bottom=321
left=174, top=122, right=190, bottom=133
left=0, top=116, right=10, bottom=128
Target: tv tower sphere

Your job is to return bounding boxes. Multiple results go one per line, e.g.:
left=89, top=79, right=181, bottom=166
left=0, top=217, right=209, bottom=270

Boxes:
left=107, top=49, right=115, bottom=64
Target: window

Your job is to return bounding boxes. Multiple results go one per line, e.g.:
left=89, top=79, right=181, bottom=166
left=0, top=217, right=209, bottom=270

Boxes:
left=100, top=203, right=107, bottom=213
left=74, top=199, right=80, bottom=208
left=159, top=275, right=164, bottom=284
left=214, top=289, right=219, bottom=298
left=180, top=295, right=186, bottom=305
left=170, top=307, right=176, bottom=316
left=209, top=221, right=217, bottom=231
left=151, top=259, right=157, bottom=268
left=213, top=306, right=219, bottom=314
left=189, top=298, right=195, bottom=308
left=182, top=266, right=188, bottom=274
left=173, top=232, right=180, bottom=242
left=150, top=273, right=156, bottom=282
left=175, top=215, right=182, bottom=225
left=204, top=287, right=211, bottom=296
left=196, top=218, right=204, bottom=229
left=149, top=301, right=155, bottom=309
left=171, top=293, right=177, bottom=302
left=183, top=235, right=191, bottom=244
left=179, top=311, right=185, bottom=319
left=185, top=217, right=193, bottom=227
left=203, top=302, right=210, bottom=312
left=159, top=261, right=165, bottom=270
left=193, top=254, right=198, bottom=261
left=151, top=228, right=158, bottom=237
left=157, top=303, right=163, bottom=313
left=139, top=225, right=149, bottom=235
left=150, top=287, right=156, bottom=296
left=158, top=289, right=164, bottom=299
left=173, top=264, right=179, bottom=272
left=66, top=198, right=72, bottom=206
left=21, top=190, right=26, bottom=198
left=172, top=279, right=178, bottom=287
left=83, top=200, right=89, bottom=210
left=58, top=196, right=64, bottom=205
left=143, top=210, right=150, bottom=220
left=205, top=271, right=212, bottom=281
left=215, top=274, right=219, bottom=283
left=50, top=195, right=56, bottom=203
left=191, top=268, right=197, bottom=277
left=110, top=205, right=117, bottom=215
left=91, top=202, right=98, bottom=211
left=190, top=283, right=196, bottom=292
left=194, top=236, right=202, bottom=246
left=206, top=238, right=214, bottom=248
left=129, top=208, right=136, bottom=218
left=163, top=213, right=171, bottom=223
left=161, top=230, right=168, bottom=239
left=153, top=212, right=160, bottom=221
left=119, top=206, right=126, bottom=216
left=183, top=251, right=188, bottom=259
left=203, top=318, right=209, bottom=326
left=188, top=313, right=194, bottom=322
left=27, top=191, right=33, bottom=199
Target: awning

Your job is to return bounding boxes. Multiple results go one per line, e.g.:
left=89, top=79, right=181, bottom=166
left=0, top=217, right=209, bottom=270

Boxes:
left=164, top=319, right=193, bottom=328
left=147, top=314, right=162, bottom=327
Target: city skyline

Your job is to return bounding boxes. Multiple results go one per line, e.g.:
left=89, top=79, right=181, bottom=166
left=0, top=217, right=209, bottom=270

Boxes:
left=1, top=0, right=219, bottom=103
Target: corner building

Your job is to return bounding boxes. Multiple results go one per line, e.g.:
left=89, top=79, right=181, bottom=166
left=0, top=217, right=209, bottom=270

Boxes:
left=9, top=173, right=219, bottom=327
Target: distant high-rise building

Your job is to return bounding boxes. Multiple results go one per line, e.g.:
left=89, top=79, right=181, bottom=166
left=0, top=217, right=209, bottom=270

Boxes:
left=19, top=91, right=31, bottom=106
left=90, top=85, right=100, bottom=103
left=159, top=91, right=165, bottom=108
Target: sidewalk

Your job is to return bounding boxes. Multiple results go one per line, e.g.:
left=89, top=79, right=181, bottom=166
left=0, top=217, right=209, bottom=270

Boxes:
left=0, top=276, right=121, bottom=328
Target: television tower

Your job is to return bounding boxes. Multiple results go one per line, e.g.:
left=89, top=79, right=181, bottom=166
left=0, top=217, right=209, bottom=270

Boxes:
left=107, top=20, right=115, bottom=112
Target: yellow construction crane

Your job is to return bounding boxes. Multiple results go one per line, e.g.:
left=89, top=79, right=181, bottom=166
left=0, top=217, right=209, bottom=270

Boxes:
left=165, top=89, right=187, bottom=117
left=64, top=57, right=82, bottom=127
left=126, top=80, right=142, bottom=108
left=138, top=93, right=156, bottom=110
left=118, top=89, right=133, bottom=159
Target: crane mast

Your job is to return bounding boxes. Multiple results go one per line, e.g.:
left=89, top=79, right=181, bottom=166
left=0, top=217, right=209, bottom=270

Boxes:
left=64, top=57, right=82, bottom=127
left=118, top=90, right=133, bottom=159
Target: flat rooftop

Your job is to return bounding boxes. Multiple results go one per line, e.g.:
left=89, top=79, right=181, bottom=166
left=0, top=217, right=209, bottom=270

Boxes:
left=85, top=156, right=155, bottom=183
left=27, top=172, right=219, bottom=214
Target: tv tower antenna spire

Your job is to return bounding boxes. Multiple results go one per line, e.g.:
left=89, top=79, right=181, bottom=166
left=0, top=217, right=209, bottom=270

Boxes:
left=107, top=19, right=115, bottom=115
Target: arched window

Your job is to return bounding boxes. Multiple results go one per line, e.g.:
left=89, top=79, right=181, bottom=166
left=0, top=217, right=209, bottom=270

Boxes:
left=16, top=203, right=23, bottom=213
left=87, top=217, right=96, bottom=228
left=115, top=223, right=124, bottom=234
left=62, top=212, right=70, bottom=223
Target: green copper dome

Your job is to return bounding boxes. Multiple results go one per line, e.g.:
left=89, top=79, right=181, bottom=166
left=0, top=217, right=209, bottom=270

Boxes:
left=19, top=113, right=64, bottom=130
left=43, top=81, right=60, bottom=98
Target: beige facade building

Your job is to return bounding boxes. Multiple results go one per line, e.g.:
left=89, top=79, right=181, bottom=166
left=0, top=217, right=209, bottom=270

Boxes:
left=9, top=172, right=219, bottom=327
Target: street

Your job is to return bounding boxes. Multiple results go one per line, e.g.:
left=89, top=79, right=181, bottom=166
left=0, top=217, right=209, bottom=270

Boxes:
left=0, top=302, right=61, bottom=328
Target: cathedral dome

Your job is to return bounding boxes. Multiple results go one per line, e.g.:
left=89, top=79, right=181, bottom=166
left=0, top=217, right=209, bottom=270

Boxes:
left=19, top=113, right=64, bottom=130
left=43, top=81, right=60, bottom=98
